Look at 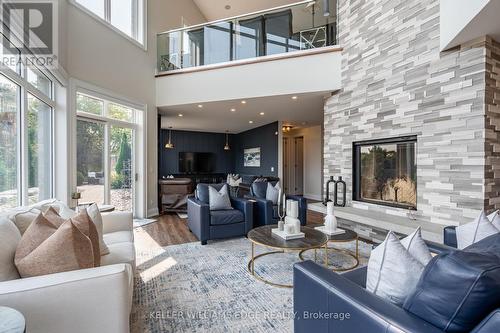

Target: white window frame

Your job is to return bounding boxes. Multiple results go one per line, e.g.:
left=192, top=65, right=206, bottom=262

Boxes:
left=70, top=79, right=147, bottom=218
left=70, top=0, right=148, bottom=50
left=0, top=54, right=56, bottom=208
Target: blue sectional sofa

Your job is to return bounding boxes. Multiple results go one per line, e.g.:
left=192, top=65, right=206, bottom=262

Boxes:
left=294, top=234, right=500, bottom=333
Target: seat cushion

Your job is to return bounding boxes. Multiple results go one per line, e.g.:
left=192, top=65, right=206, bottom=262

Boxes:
left=403, top=250, right=500, bottom=333
left=103, top=230, right=134, bottom=245
left=210, top=209, right=244, bottom=226
left=101, top=242, right=136, bottom=270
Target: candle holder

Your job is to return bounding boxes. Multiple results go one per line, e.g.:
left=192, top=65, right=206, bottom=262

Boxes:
left=277, top=193, right=286, bottom=231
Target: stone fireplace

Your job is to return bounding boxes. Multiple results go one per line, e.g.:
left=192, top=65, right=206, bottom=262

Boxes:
left=323, top=0, right=500, bottom=229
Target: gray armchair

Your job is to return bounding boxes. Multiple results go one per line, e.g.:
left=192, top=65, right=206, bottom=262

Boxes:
left=187, top=183, right=253, bottom=245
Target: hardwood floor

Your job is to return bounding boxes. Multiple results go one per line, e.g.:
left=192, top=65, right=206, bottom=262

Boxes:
left=134, top=210, right=325, bottom=248
left=134, top=214, right=197, bottom=249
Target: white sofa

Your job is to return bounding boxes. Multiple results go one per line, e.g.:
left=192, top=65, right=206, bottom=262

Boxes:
left=0, top=200, right=135, bottom=333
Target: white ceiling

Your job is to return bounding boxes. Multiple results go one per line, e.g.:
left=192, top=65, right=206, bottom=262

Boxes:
left=193, top=0, right=300, bottom=21
left=159, top=93, right=327, bottom=133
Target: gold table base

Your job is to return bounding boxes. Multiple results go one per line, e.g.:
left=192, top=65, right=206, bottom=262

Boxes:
left=247, top=242, right=328, bottom=288
left=298, top=238, right=359, bottom=272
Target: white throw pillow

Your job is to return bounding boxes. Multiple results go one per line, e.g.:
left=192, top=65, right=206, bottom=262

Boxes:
left=208, top=186, right=232, bottom=211
left=266, top=182, right=281, bottom=205
left=87, top=204, right=110, bottom=255
left=456, top=210, right=499, bottom=249
left=9, top=207, right=41, bottom=235
left=367, top=232, right=425, bottom=306
left=400, top=227, right=432, bottom=266
left=487, top=210, right=500, bottom=230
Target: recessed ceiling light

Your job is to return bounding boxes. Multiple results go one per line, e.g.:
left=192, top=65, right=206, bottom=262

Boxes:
left=241, top=100, right=247, bottom=104
left=225, top=4, right=231, bottom=10
left=197, top=104, right=203, bottom=108
left=178, top=114, right=183, bottom=117
left=292, top=96, right=298, bottom=100
left=259, top=112, right=265, bottom=116
left=230, top=108, right=236, bottom=112
left=249, top=120, right=253, bottom=124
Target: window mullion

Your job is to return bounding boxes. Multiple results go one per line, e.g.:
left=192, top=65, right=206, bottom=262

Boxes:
left=105, top=0, right=111, bottom=23
left=21, top=89, right=29, bottom=206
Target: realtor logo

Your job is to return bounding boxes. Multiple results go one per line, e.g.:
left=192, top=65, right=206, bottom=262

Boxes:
left=1, top=0, right=58, bottom=68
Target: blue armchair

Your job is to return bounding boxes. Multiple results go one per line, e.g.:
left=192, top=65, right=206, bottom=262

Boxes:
left=187, top=183, right=253, bottom=245
left=245, top=181, right=307, bottom=227
left=293, top=237, right=500, bottom=333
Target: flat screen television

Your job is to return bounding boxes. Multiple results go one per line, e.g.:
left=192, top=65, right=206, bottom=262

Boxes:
left=179, top=152, right=215, bottom=174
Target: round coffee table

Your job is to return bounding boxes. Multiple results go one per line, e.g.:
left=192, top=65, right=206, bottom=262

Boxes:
left=0, top=306, right=26, bottom=333
left=299, top=228, right=359, bottom=272
left=247, top=225, right=328, bottom=288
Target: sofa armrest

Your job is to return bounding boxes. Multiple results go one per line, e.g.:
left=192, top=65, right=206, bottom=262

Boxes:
left=231, top=197, right=254, bottom=233
left=244, top=195, right=275, bottom=226
left=444, top=226, right=457, bottom=248
left=102, top=211, right=133, bottom=234
left=0, top=264, right=133, bottom=333
left=294, top=261, right=444, bottom=333
left=187, top=197, right=210, bottom=242
left=287, top=195, right=307, bottom=225
left=425, top=240, right=456, bottom=255
left=471, top=309, right=500, bottom=333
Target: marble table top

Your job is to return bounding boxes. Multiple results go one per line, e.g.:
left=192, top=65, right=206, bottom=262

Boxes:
left=0, top=307, right=25, bottom=333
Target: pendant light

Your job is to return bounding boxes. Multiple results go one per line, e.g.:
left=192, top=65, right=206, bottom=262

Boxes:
left=165, top=127, right=174, bottom=149
left=323, top=0, right=330, bottom=17
left=224, top=131, right=230, bottom=151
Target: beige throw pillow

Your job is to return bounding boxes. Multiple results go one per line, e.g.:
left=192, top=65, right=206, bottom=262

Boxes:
left=15, top=216, right=94, bottom=278
left=45, top=207, right=101, bottom=267
left=87, top=204, right=110, bottom=255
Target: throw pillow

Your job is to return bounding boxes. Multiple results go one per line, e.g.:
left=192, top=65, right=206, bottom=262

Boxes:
left=400, top=227, right=432, bottom=266
left=9, top=207, right=41, bottom=235
left=87, top=204, right=110, bottom=255
left=403, top=250, right=500, bottom=333
left=0, top=217, right=22, bottom=281
left=266, top=182, right=281, bottom=205
left=208, top=185, right=233, bottom=210
left=48, top=207, right=101, bottom=267
left=487, top=210, right=500, bottom=230
left=456, top=210, right=499, bottom=249
left=15, top=219, right=94, bottom=278
left=366, top=231, right=425, bottom=306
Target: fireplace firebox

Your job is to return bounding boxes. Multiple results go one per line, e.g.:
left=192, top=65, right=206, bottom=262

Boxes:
left=353, top=136, right=417, bottom=210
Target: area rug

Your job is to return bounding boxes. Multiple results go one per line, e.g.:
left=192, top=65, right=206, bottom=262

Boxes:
left=131, top=237, right=372, bottom=333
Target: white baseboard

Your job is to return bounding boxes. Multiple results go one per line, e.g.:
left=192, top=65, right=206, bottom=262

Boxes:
left=147, top=208, right=159, bottom=218
left=304, top=193, right=322, bottom=201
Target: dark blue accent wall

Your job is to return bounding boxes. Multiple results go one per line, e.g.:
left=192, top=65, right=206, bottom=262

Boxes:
left=233, top=122, right=279, bottom=177
left=159, top=130, right=235, bottom=176
left=159, top=122, right=279, bottom=177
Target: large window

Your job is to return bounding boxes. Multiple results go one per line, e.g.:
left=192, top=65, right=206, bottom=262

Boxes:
left=0, top=51, right=54, bottom=212
left=76, top=92, right=138, bottom=212
left=74, top=0, right=145, bottom=46
left=353, top=136, right=417, bottom=210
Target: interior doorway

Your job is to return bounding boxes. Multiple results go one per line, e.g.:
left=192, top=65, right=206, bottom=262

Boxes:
left=283, top=136, right=304, bottom=195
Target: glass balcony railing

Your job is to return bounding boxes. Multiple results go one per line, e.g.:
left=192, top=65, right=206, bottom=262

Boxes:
left=157, top=0, right=337, bottom=73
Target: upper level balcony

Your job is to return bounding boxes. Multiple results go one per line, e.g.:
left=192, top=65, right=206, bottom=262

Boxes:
left=156, top=0, right=342, bottom=108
